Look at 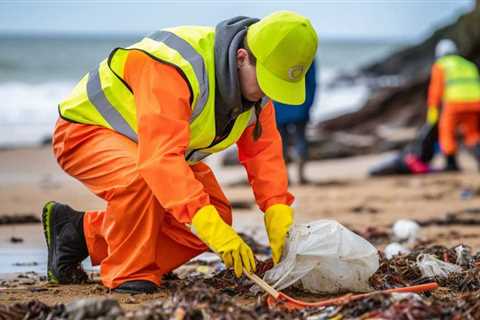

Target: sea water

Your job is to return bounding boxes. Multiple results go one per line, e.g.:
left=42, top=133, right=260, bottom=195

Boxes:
left=0, top=33, right=408, bottom=148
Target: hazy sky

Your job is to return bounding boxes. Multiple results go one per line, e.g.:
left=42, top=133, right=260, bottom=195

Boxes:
left=0, top=1, right=475, bottom=40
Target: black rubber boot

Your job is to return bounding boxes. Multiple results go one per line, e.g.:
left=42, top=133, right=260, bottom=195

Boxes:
left=444, top=155, right=460, bottom=172
left=114, top=280, right=158, bottom=294
left=42, top=201, right=89, bottom=284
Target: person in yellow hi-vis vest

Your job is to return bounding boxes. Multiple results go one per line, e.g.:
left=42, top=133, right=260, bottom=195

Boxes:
left=42, top=11, right=318, bottom=294
left=426, top=39, right=480, bottom=171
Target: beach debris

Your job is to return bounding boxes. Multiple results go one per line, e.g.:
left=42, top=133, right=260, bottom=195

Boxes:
left=441, top=268, right=480, bottom=292
left=0, top=272, right=46, bottom=289
left=0, top=300, right=63, bottom=320
left=190, top=259, right=274, bottom=297
left=460, top=188, right=475, bottom=200
left=2, top=241, right=480, bottom=319
left=313, top=179, right=351, bottom=187
left=384, top=242, right=410, bottom=259
left=8, top=237, right=23, bottom=244
left=0, top=214, right=40, bottom=225
left=122, top=282, right=320, bottom=320
left=370, top=244, right=480, bottom=291
left=12, top=262, right=38, bottom=267
left=230, top=200, right=254, bottom=209
left=40, top=135, right=52, bottom=146
left=455, top=245, right=474, bottom=267
left=89, top=284, right=109, bottom=295
left=459, top=186, right=480, bottom=200
left=65, top=298, right=123, bottom=319
left=416, top=254, right=462, bottom=278
left=238, top=232, right=271, bottom=255
left=264, top=220, right=379, bottom=293
left=392, top=219, right=420, bottom=243
left=29, top=287, right=48, bottom=292
left=351, top=205, right=379, bottom=214
left=417, top=208, right=480, bottom=227
left=332, top=293, right=393, bottom=319
left=121, top=296, right=138, bottom=304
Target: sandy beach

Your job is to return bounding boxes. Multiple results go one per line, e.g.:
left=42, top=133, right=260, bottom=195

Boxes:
left=1, top=145, right=480, bottom=312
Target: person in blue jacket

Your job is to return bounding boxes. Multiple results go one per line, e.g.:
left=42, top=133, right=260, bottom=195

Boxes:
left=274, top=60, right=318, bottom=185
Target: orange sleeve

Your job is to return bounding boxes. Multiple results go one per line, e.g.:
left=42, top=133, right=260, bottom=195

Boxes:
left=427, top=63, right=444, bottom=109
left=236, top=100, right=294, bottom=212
left=124, top=50, right=210, bottom=224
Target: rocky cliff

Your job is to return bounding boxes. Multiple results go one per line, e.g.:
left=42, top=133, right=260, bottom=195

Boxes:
left=311, top=1, right=480, bottom=159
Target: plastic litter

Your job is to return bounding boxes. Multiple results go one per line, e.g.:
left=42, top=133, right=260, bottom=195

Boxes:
left=460, top=188, right=474, bottom=200
left=392, top=219, right=420, bottom=243
left=263, top=220, right=379, bottom=293
left=384, top=242, right=411, bottom=259
left=416, top=254, right=462, bottom=278
left=454, top=245, right=473, bottom=267
left=390, top=292, right=422, bottom=302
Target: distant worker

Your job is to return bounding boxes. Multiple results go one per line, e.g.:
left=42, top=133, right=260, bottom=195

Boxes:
left=426, top=39, right=480, bottom=171
left=274, top=60, right=317, bottom=184
left=42, top=12, right=318, bottom=294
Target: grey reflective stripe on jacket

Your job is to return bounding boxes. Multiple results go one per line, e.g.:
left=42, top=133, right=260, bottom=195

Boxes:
left=148, top=31, right=209, bottom=122
left=85, top=31, right=210, bottom=142
left=86, top=69, right=138, bottom=142
left=446, top=78, right=480, bottom=86
left=188, top=150, right=211, bottom=163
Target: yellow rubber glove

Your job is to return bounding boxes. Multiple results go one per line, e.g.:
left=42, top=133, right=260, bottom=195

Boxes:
left=264, top=204, right=294, bottom=264
left=191, top=205, right=256, bottom=277
left=427, top=106, right=439, bottom=125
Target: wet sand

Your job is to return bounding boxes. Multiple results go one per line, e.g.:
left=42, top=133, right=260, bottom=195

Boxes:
left=1, top=146, right=480, bottom=308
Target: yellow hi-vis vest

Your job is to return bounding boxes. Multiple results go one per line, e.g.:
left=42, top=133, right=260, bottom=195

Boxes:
left=437, top=55, right=480, bottom=103
left=59, top=27, right=265, bottom=164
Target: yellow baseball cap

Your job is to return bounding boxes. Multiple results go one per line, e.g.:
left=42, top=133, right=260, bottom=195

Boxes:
left=247, top=11, right=318, bottom=105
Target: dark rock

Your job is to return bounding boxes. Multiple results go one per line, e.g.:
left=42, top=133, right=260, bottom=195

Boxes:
left=230, top=200, right=253, bottom=210
left=9, top=236, right=23, bottom=243
left=40, top=135, right=52, bottom=146
left=0, top=214, right=40, bottom=225
left=12, top=262, right=38, bottom=266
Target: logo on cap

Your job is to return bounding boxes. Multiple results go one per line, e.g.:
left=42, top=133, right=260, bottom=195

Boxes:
left=288, top=65, right=305, bottom=81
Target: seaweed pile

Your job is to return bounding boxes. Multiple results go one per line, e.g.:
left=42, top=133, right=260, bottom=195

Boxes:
left=2, top=244, right=480, bottom=319
left=370, top=245, right=480, bottom=290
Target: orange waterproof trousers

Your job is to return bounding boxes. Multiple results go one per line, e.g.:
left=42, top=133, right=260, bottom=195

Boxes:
left=439, top=110, right=480, bottom=155
left=53, top=118, right=232, bottom=288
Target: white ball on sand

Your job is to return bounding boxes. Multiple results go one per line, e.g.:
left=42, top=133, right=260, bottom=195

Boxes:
left=392, top=219, right=420, bottom=242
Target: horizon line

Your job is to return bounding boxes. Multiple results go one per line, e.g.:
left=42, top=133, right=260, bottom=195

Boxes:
left=0, top=30, right=418, bottom=44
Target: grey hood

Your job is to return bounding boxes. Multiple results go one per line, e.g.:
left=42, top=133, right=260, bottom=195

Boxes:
left=214, top=16, right=259, bottom=138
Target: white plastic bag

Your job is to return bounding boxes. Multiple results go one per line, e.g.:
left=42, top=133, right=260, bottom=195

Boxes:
left=263, top=220, right=379, bottom=293
left=416, top=254, right=462, bottom=278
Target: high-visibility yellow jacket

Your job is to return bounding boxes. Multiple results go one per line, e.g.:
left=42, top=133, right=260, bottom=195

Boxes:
left=59, top=27, right=266, bottom=163
left=58, top=27, right=293, bottom=222
left=428, top=55, right=480, bottom=113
